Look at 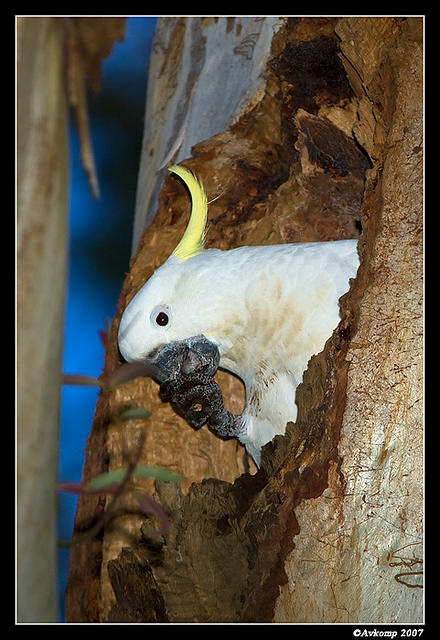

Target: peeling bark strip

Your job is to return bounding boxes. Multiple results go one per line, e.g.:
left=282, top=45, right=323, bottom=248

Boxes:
left=107, top=549, right=168, bottom=622
left=66, top=17, right=423, bottom=623
left=65, top=17, right=126, bottom=199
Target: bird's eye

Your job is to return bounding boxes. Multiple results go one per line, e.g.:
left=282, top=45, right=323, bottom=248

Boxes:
left=151, top=304, right=172, bottom=329
left=156, top=311, right=169, bottom=326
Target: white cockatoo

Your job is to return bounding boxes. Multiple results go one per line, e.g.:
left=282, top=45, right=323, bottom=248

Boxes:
left=118, top=165, right=359, bottom=466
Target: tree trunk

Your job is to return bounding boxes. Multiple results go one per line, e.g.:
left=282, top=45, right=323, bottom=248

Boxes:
left=17, top=16, right=126, bottom=622
left=66, top=16, right=423, bottom=623
left=17, top=17, right=69, bottom=622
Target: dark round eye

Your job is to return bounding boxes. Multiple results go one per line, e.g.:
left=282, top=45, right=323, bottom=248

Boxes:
left=155, top=311, right=169, bottom=326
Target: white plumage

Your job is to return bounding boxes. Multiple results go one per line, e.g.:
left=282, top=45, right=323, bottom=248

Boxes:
left=118, top=166, right=359, bottom=466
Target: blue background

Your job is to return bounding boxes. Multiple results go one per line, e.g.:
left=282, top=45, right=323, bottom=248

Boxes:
left=57, top=17, right=158, bottom=620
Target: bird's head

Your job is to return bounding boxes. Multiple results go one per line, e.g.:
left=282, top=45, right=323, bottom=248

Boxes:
left=118, top=165, right=222, bottom=380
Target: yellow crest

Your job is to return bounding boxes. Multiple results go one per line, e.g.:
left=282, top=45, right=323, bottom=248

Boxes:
left=169, top=165, right=208, bottom=262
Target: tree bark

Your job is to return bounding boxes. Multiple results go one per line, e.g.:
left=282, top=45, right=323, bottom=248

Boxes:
left=17, top=16, right=126, bottom=622
left=274, top=18, right=423, bottom=623
left=66, top=16, right=423, bottom=623
left=17, top=17, right=69, bottom=622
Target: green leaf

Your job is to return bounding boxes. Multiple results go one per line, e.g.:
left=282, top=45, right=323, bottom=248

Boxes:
left=132, top=465, right=182, bottom=483
left=86, top=465, right=182, bottom=491
left=87, top=468, right=128, bottom=490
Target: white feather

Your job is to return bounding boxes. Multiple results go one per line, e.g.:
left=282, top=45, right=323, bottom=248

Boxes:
left=119, top=239, right=359, bottom=466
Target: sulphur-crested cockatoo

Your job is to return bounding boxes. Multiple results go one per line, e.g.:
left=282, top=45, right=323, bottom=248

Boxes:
left=118, top=165, right=359, bottom=466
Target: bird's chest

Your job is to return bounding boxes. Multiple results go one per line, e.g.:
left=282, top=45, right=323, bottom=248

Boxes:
left=246, top=369, right=298, bottom=422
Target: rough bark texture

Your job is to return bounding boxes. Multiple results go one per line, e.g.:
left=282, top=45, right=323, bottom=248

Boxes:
left=66, top=17, right=423, bottom=623
left=274, top=17, right=423, bottom=623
